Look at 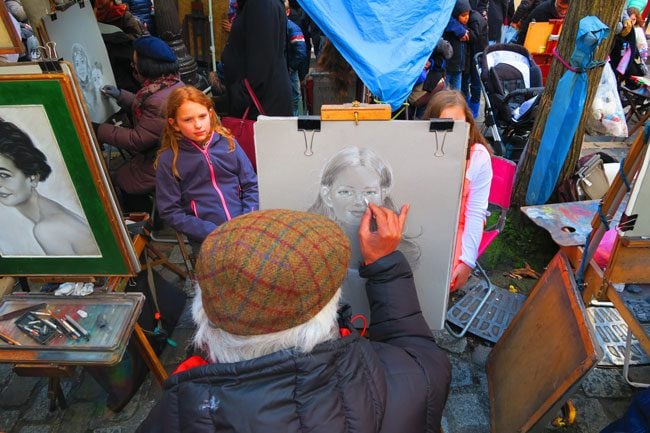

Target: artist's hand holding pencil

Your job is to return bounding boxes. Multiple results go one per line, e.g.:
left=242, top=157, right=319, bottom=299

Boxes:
left=359, top=203, right=409, bottom=266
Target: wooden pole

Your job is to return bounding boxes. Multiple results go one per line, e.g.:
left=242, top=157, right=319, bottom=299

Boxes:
left=513, top=0, right=627, bottom=206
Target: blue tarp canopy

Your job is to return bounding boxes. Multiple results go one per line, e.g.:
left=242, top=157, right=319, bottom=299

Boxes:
left=297, top=0, right=454, bottom=111
left=526, top=16, right=610, bottom=205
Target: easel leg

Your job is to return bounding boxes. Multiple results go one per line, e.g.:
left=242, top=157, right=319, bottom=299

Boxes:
left=144, top=242, right=188, bottom=280
left=48, top=377, right=67, bottom=411
left=13, top=364, right=74, bottom=411
left=132, top=323, right=168, bottom=384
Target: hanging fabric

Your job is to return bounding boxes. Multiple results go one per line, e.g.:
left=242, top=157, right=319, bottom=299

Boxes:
left=526, top=16, right=610, bottom=205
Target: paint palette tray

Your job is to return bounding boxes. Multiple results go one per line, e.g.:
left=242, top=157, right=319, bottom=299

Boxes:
left=14, top=312, right=57, bottom=345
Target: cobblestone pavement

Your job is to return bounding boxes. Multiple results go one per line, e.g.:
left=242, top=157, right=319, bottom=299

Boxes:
left=1, top=250, right=648, bottom=433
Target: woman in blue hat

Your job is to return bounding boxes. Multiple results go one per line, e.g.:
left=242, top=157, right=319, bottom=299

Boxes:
left=93, top=35, right=184, bottom=211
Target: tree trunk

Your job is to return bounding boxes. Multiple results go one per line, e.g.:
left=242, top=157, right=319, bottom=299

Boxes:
left=512, top=0, right=626, bottom=206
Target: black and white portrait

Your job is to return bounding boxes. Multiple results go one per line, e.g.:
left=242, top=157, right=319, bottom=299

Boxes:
left=44, top=2, right=119, bottom=123
left=307, top=146, right=422, bottom=314
left=0, top=106, right=101, bottom=257
left=255, top=117, right=469, bottom=329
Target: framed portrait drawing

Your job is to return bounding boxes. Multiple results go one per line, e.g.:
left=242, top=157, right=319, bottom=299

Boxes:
left=255, top=117, right=468, bottom=330
left=0, top=62, right=139, bottom=277
left=0, top=2, right=23, bottom=55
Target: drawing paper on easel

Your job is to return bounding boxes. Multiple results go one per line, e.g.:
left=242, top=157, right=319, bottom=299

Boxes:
left=255, top=117, right=468, bottom=330
left=42, top=2, right=119, bottom=123
left=623, top=147, right=650, bottom=237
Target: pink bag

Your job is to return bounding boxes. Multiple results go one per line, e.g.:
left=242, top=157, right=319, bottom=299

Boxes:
left=220, top=79, right=265, bottom=171
left=616, top=44, right=632, bottom=75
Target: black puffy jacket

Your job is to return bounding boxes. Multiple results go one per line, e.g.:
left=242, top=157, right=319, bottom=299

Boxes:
left=136, top=251, right=451, bottom=433
left=221, top=0, right=292, bottom=118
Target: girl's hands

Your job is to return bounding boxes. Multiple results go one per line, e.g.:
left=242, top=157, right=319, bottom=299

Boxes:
left=358, top=203, right=409, bottom=266
left=450, top=262, right=473, bottom=291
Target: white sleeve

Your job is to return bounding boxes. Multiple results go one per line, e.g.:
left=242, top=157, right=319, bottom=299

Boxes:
left=636, top=27, right=648, bottom=53
left=459, top=145, right=493, bottom=268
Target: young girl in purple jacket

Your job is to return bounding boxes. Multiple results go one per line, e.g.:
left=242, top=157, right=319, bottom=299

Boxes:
left=154, top=86, right=258, bottom=245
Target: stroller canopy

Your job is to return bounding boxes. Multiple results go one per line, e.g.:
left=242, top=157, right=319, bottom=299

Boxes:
left=480, top=43, right=544, bottom=126
left=484, top=45, right=540, bottom=89
left=297, top=0, right=454, bottom=111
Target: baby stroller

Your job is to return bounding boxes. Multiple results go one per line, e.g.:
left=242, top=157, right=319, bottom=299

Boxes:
left=476, top=43, right=544, bottom=161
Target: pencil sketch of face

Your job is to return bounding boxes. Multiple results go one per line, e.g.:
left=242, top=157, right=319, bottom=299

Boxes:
left=0, top=116, right=100, bottom=257
left=0, top=154, right=38, bottom=207
left=309, top=146, right=392, bottom=229
left=72, top=43, right=90, bottom=86
left=91, top=62, right=104, bottom=92
left=321, top=165, right=384, bottom=227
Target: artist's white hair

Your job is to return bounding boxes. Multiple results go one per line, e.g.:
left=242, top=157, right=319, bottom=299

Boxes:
left=192, top=285, right=342, bottom=364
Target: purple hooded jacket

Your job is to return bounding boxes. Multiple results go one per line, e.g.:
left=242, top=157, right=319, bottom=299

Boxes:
left=155, top=132, right=258, bottom=242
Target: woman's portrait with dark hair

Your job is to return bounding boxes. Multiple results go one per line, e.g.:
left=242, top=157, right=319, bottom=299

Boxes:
left=0, top=109, right=100, bottom=256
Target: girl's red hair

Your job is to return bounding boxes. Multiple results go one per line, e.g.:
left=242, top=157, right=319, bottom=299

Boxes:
left=155, top=86, right=235, bottom=178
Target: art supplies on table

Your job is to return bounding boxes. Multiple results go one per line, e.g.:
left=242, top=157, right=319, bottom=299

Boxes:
left=0, top=293, right=144, bottom=365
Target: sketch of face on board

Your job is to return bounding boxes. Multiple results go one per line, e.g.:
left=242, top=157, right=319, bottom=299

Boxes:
left=320, top=165, right=385, bottom=227
left=91, top=62, right=104, bottom=92
left=309, top=146, right=392, bottom=229
left=43, top=3, right=120, bottom=123
left=72, top=43, right=90, bottom=87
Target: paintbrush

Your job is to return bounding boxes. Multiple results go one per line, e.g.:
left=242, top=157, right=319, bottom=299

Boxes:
left=0, top=331, right=21, bottom=345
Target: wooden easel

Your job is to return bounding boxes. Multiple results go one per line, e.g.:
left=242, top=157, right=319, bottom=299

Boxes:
left=564, top=129, right=650, bottom=373
left=2, top=213, right=190, bottom=410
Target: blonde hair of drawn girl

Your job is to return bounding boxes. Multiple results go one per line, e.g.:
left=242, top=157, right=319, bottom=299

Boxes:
left=156, top=86, right=236, bottom=179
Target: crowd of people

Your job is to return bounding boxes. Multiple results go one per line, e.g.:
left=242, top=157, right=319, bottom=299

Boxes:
left=2, top=0, right=649, bottom=431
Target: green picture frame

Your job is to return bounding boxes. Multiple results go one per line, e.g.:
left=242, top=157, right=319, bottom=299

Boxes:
left=0, top=63, right=139, bottom=276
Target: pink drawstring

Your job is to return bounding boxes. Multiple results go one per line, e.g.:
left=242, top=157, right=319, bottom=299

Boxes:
left=552, top=47, right=580, bottom=73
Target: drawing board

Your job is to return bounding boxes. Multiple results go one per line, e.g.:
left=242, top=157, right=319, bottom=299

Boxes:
left=623, top=145, right=650, bottom=237
left=255, top=117, right=468, bottom=329
left=42, top=2, right=119, bottom=123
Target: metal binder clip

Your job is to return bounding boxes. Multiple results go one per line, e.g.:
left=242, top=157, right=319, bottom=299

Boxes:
left=429, top=119, right=453, bottom=157
left=32, top=42, right=58, bottom=61
left=432, top=131, right=447, bottom=157
left=45, top=41, right=58, bottom=60
left=297, top=116, right=320, bottom=157
left=301, top=130, right=315, bottom=156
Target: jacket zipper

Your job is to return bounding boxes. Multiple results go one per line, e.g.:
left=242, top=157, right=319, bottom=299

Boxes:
left=188, top=133, right=232, bottom=221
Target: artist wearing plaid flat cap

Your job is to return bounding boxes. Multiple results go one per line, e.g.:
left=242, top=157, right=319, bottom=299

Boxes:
left=137, top=206, right=451, bottom=433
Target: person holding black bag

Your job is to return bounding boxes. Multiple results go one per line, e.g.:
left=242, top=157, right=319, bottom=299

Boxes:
left=220, top=0, right=292, bottom=118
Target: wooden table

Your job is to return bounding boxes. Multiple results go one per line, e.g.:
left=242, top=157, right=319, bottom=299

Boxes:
left=0, top=216, right=184, bottom=409
left=0, top=293, right=148, bottom=409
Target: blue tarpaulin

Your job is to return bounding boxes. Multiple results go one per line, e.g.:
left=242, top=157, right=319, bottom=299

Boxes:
left=297, top=0, right=454, bottom=111
left=526, top=16, right=610, bottom=205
